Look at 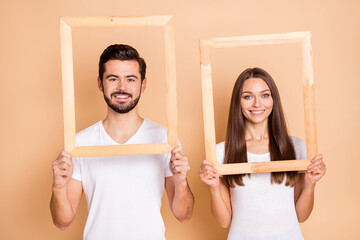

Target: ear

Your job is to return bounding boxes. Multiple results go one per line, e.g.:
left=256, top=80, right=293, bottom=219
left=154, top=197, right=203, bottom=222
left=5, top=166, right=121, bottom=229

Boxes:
left=97, top=76, right=103, bottom=92
left=141, top=77, right=147, bottom=93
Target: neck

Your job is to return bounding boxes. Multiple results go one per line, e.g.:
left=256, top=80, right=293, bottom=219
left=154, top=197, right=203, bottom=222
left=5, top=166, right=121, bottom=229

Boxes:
left=102, top=106, right=144, bottom=144
left=244, top=120, right=269, bottom=141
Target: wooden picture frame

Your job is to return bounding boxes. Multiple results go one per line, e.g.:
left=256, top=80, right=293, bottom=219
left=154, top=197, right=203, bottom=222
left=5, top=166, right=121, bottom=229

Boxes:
left=199, top=31, right=317, bottom=175
left=60, top=16, right=178, bottom=157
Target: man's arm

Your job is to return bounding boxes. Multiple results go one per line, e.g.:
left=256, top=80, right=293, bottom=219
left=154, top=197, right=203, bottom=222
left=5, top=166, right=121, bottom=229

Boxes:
left=165, top=146, right=194, bottom=223
left=50, top=151, right=83, bottom=229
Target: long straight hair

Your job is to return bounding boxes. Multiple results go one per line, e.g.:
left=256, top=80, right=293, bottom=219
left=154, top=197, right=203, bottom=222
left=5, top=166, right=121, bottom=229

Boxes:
left=223, top=68, right=297, bottom=188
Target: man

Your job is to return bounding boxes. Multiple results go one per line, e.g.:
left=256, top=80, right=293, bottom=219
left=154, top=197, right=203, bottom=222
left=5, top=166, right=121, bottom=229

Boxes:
left=50, top=44, right=194, bottom=239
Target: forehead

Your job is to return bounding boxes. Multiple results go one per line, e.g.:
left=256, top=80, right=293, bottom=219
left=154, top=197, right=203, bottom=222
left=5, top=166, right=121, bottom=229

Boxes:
left=104, top=59, right=140, bottom=75
left=242, top=77, right=270, bottom=92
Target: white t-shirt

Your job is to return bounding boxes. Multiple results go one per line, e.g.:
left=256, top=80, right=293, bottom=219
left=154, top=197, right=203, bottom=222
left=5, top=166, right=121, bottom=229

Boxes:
left=216, top=137, right=306, bottom=240
left=72, top=119, right=172, bottom=240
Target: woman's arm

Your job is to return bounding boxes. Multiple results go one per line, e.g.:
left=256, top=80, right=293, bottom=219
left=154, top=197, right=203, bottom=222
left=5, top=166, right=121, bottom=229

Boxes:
left=200, top=160, right=232, bottom=228
left=294, top=154, right=326, bottom=222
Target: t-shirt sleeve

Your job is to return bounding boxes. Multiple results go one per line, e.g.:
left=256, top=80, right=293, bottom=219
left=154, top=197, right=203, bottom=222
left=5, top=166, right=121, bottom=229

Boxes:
left=216, top=142, right=225, bottom=164
left=291, top=136, right=307, bottom=159
left=71, top=157, right=82, bottom=181
left=164, top=153, right=172, bottom=177
left=291, top=136, right=307, bottom=173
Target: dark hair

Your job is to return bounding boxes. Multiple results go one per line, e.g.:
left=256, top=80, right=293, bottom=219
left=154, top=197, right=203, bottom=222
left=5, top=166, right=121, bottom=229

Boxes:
left=98, top=44, right=146, bottom=82
left=223, top=67, right=297, bottom=188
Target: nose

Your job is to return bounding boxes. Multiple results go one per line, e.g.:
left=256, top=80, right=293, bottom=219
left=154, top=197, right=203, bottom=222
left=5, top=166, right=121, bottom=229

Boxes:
left=253, top=96, right=261, bottom=107
left=116, top=78, right=127, bottom=91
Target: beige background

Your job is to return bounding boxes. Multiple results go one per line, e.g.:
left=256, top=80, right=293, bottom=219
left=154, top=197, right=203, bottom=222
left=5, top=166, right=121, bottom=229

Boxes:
left=1, top=0, right=359, bottom=239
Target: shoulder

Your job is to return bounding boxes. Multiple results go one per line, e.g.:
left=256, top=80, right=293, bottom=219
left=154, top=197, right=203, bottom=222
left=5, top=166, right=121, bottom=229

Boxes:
left=136, top=119, right=168, bottom=143
left=142, top=119, right=167, bottom=132
left=76, top=121, right=102, bottom=146
left=290, top=136, right=307, bottom=159
left=142, top=119, right=167, bottom=136
left=216, top=141, right=225, bottom=164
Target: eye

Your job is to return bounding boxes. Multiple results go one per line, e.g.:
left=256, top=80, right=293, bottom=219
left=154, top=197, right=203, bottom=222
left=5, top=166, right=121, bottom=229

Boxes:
left=128, top=78, right=135, bottom=82
left=243, top=95, right=252, bottom=100
left=262, top=93, right=270, bottom=98
left=109, top=78, right=117, bottom=82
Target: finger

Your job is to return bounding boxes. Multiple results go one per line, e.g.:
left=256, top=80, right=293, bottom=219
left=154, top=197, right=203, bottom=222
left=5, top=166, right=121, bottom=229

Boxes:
left=53, top=161, right=68, bottom=171
left=310, top=159, right=323, bottom=167
left=172, top=161, right=189, bottom=169
left=200, top=169, right=218, bottom=179
left=54, top=168, right=71, bottom=177
left=200, top=173, right=217, bottom=181
left=311, top=154, right=323, bottom=162
left=203, top=160, right=215, bottom=166
left=56, top=150, right=72, bottom=160
left=173, top=165, right=188, bottom=172
left=199, top=165, right=217, bottom=175
left=171, top=152, right=187, bottom=161
left=200, top=161, right=214, bottom=170
left=200, top=167, right=218, bottom=176
left=171, top=155, right=188, bottom=163
left=171, top=146, right=184, bottom=155
left=54, top=154, right=72, bottom=166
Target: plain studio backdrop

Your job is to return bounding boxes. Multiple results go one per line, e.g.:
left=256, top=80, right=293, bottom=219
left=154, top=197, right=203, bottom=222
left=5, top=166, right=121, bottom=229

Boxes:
left=0, top=0, right=359, bottom=239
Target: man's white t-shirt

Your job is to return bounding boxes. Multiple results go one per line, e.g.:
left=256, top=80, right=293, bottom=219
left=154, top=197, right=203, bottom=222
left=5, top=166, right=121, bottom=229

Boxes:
left=72, top=119, right=172, bottom=240
left=216, top=137, right=306, bottom=240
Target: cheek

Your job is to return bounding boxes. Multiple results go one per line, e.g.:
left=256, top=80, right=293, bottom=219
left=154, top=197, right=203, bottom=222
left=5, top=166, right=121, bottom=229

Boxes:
left=265, top=99, right=274, bottom=110
left=240, top=100, right=250, bottom=110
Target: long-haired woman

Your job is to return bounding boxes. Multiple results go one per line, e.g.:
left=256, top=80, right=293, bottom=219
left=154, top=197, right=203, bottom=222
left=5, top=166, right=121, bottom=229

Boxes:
left=200, top=68, right=326, bottom=239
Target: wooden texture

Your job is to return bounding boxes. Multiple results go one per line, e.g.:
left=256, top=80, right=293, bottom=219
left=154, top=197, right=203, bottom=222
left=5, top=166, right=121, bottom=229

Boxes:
left=199, top=31, right=317, bottom=175
left=164, top=18, right=178, bottom=148
left=216, top=160, right=310, bottom=175
left=60, top=19, right=76, bottom=152
left=59, top=16, right=178, bottom=157
left=71, top=143, right=173, bottom=157
left=211, top=31, right=308, bottom=48
left=302, top=34, right=318, bottom=160
left=61, top=16, right=171, bottom=28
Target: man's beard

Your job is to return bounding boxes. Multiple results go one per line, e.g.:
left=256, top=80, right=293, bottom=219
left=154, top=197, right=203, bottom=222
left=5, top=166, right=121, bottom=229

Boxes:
left=103, top=90, right=141, bottom=114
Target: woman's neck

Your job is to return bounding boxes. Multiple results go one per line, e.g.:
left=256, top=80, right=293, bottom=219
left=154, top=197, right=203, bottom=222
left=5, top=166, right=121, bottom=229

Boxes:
left=244, top=120, right=269, bottom=141
left=244, top=120, right=270, bottom=154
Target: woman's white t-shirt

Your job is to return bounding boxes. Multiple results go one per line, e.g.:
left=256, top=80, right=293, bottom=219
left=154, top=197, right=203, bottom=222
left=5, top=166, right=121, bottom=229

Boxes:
left=216, top=137, right=306, bottom=240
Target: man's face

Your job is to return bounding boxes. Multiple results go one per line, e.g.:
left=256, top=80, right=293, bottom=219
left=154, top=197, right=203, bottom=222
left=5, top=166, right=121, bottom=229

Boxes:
left=98, top=60, right=146, bottom=114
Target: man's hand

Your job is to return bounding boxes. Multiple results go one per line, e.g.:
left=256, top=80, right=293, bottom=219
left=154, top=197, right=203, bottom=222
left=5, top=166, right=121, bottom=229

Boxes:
left=170, top=146, right=189, bottom=184
left=52, top=151, right=73, bottom=189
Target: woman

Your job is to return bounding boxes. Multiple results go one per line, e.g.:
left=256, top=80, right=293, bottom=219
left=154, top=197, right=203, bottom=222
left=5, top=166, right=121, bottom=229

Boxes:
left=200, top=68, right=326, bottom=239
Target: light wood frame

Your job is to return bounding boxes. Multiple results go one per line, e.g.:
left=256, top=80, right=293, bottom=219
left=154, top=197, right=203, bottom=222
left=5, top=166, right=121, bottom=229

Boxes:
left=199, top=31, right=317, bottom=175
left=60, top=16, right=178, bottom=157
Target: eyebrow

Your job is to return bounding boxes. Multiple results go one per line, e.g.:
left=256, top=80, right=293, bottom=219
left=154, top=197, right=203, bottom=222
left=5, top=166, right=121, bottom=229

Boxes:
left=105, top=74, right=139, bottom=79
left=241, top=89, right=270, bottom=94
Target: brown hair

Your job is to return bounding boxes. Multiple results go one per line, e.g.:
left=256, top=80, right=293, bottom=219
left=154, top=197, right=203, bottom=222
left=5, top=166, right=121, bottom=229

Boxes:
left=98, top=44, right=146, bottom=82
left=222, top=68, right=297, bottom=188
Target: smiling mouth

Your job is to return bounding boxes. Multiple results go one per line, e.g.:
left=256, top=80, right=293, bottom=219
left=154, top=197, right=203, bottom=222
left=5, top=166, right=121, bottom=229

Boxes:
left=111, top=91, right=132, bottom=101
left=114, top=95, right=130, bottom=99
left=249, top=110, right=265, bottom=115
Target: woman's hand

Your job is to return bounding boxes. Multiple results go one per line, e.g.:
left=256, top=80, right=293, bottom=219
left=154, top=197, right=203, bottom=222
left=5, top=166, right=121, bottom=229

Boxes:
left=199, top=160, right=220, bottom=189
left=305, top=154, right=326, bottom=185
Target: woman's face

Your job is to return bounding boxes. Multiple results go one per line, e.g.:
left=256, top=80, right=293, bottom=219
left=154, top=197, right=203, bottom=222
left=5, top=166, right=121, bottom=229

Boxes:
left=240, top=77, right=273, bottom=124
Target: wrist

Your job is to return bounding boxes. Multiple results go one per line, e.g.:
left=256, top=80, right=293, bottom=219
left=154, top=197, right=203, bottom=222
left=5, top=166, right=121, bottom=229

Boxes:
left=52, top=183, right=68, bottom=192
left=303, top=181, right=316, bottom=191
left=174, top=178, right=188, bottom=188
left=209, top=184, right=221, bottom=194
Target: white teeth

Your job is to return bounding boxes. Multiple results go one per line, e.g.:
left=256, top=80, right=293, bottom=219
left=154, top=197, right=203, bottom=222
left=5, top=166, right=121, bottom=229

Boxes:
left=115, top=95, right=128, bottom=99
left=251, top=110, right=264, bottom=114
